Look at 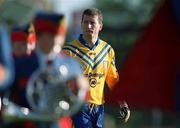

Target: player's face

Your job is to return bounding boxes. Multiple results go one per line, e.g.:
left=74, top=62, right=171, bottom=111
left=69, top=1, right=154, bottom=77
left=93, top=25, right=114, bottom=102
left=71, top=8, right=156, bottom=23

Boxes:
left=81, top=15, right=102, bottom=39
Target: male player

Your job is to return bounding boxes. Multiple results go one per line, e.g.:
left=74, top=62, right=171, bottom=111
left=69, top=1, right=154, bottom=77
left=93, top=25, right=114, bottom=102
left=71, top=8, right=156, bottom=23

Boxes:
left=63, top=8, right=130, bottom=128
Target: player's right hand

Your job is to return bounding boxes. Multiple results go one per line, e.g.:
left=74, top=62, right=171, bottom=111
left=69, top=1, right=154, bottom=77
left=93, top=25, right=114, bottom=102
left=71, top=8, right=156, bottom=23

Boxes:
left=118, top=101, right=130, bottom=123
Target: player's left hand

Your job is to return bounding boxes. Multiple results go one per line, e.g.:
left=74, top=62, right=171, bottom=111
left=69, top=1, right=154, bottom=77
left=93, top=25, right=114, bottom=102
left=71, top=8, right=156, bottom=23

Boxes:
left=118, top=101, right=130, bottom=123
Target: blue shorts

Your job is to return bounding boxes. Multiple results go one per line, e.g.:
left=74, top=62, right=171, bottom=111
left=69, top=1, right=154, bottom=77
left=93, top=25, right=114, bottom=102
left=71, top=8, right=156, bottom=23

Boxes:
left=72, top=103, right=104, bottom=128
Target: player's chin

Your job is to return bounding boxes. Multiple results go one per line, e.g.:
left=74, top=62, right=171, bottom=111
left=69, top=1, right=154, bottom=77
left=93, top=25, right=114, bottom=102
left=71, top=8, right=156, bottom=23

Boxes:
left=84, top=32, right=93, bottom=36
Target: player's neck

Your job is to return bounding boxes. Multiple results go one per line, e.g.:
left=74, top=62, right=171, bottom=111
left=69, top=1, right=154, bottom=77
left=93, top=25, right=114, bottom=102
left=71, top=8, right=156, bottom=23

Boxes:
left=83, top=35, right=97, bottom=47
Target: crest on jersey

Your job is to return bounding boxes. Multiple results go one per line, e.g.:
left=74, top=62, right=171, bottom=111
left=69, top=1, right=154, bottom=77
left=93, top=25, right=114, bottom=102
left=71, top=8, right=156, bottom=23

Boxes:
left=89, top=78, right=97, bottom=88
left=103, top=61, right=108, bottom=70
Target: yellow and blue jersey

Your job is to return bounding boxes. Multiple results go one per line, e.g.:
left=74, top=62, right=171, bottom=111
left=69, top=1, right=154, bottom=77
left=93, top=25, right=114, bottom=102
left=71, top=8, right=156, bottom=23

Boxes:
left=63, top=34, right=119, bottom=105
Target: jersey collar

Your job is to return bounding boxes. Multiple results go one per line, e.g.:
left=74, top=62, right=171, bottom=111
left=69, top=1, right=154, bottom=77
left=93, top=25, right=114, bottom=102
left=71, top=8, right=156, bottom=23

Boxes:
left=78, top=34, right=100, bottom=50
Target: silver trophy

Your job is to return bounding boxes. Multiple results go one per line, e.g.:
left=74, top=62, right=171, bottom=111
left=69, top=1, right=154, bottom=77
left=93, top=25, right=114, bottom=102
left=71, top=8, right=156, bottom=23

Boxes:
left=2, top=56, right=85, bottom=123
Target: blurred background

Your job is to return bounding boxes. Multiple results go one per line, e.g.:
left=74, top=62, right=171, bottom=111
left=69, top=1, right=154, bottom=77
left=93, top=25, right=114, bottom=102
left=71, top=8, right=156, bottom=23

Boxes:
left=1, top=0, right=180, bottom=127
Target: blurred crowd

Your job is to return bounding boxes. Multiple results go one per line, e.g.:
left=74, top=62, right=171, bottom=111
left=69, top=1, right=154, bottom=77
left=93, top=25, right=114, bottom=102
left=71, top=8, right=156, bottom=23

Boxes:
left=0, top=2, right=86, bottom=127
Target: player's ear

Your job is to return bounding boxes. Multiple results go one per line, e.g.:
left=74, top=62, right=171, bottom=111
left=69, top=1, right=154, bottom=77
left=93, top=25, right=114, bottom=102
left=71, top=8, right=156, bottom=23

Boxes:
left=99, top=23, right=103, bottom=31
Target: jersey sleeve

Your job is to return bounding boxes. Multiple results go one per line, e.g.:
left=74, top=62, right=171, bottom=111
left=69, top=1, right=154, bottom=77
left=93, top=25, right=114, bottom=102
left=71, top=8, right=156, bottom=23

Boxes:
left=106, top=48, right=119, bottom=90
left=62, top=46, right=72, bottom=57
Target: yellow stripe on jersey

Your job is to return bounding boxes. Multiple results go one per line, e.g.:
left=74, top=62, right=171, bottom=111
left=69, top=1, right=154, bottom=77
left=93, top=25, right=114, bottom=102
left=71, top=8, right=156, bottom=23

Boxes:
left=62, top=42, right=94, bottom=68
left=63, top=37, right=119, bottom=105
left=63, top=40, right=111, bottom=70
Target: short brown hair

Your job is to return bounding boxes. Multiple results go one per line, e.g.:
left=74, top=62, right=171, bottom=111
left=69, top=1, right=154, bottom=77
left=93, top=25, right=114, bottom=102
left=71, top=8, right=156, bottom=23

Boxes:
left=82, top=8, right=103, bottom=24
